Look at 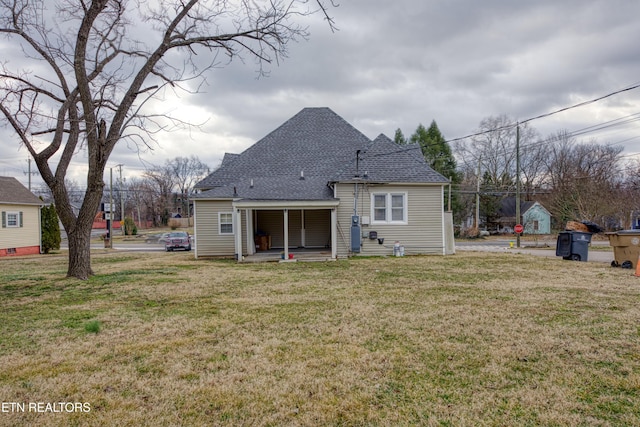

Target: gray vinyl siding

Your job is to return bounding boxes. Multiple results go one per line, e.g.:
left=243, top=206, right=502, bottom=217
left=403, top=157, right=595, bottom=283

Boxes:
left=305, top=210, right=331, bottom=248
left=255, top=210, right=285, bottom=248
left=255, top=210, right=326, bottom=249
left=288, top=210, right=302, bottom=247
left=335, top=183, right=444, bottom=258
left=254, top=210, right=301, bottom=249
left=194, top=200, right=235, bottom=257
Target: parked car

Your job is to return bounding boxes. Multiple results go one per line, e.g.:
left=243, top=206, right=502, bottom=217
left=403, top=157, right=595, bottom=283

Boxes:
left=145, top=232, right=171, bottom=244
left=165, top=231, right=191, bottom=251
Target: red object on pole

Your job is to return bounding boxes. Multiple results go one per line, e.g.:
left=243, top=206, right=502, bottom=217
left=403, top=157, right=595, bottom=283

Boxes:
left=514, top=224, right=524, bottom=234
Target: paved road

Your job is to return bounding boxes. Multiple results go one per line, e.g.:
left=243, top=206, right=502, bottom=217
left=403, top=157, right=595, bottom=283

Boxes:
left=61, top=242, right=166, bottom=252
left=456, top=240, right=615, bottom=264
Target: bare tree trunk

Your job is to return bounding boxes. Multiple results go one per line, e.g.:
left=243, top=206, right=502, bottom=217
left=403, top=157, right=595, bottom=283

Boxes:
left=67, top=228, right=94, bottom=279
left=53, top=184, right=103, bottom=279
left=1, top=0, right=337, bottom=279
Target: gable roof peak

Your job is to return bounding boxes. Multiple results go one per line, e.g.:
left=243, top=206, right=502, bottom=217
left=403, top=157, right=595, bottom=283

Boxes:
left=0, top=176, right=43, bottom=205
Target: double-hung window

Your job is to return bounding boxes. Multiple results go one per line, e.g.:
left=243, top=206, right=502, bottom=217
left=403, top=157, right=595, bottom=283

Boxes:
left=2, top=211, right=22, bottom=228
left=218, top=212, right=234, bottom=235
left=371, top=193, right=407, bottom=224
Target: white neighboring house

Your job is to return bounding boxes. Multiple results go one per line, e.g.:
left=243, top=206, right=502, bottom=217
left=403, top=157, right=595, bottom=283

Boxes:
left=0, top=176, right=45, bottom=256
left=191, top=108, right=452, bottom=261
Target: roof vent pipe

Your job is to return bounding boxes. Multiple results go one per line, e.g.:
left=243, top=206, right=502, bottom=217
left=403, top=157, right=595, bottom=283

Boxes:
left=300, top=170, right=305, bottom=180
left=250, top=179, right=254, bottom=188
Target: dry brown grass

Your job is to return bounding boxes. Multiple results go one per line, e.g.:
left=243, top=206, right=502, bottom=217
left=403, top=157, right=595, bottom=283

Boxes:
left=0, top=251, right=639, bottom=426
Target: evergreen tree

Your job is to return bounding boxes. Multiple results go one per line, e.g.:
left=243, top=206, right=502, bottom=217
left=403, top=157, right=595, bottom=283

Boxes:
left=123, top=216, right=137, bottom=236
left=394, top=128, right=408, bottom=145
left=409, top=121, right=462, bottom=212
left=41, top=203, right=61, bottom=254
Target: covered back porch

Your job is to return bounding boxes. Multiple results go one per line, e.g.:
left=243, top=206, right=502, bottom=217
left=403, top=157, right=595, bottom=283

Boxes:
left=232, top=199, right=339, bottom=262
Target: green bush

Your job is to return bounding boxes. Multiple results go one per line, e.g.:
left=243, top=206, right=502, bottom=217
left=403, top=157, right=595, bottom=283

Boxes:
left=41, top=203, right=61, bottom=254
left=123, top=216, right=137, bottom=236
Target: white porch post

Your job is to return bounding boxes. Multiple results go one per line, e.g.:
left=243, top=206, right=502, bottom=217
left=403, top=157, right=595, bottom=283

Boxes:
left=283, top=208, right=289, bottom=259
left=246, top=208, right=254, bottom=255
left=235, top=208, right=243, bottom=261
left=331, top=208, right=337, bottom=259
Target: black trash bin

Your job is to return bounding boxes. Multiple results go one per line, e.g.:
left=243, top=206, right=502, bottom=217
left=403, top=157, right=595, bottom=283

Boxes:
left=556, top=231, right=592, bottom=261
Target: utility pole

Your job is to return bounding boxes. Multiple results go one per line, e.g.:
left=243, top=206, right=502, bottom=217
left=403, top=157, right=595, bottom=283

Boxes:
left=475, top=156, right=481, bottom=233
left=116, top=164, right=124, bottom=233
left=109, top=167, right=113, bottom=249
left=24, top=158, right=37, bottom=191
left=27, top=158, right=31, bottom=191
left=516, top=124, right=521, bottom=248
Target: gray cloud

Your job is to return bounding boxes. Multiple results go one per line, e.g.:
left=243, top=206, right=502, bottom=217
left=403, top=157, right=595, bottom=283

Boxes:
left=2, top=0, right=640, bottom=190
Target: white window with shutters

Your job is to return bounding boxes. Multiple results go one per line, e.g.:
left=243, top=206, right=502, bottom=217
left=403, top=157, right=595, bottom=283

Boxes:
left=2, top=211, right=22, bottom=228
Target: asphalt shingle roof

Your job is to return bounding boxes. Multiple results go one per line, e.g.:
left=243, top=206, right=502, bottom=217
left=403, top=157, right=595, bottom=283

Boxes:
left=0, top=176, right=43, bottom=205
left=194, top=108, right=448, bottom=201
left=498, top=197, right=536, bottom=217
left=331, top=134, right=450, bottom=183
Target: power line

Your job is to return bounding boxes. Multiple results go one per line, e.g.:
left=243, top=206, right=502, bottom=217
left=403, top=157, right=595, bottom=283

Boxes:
left=445, top=83, right=640, bottom=144
left=454, top=115, right=640, bottom=172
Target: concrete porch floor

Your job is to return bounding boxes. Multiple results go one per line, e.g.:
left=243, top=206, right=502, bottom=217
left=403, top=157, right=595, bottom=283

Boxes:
left=242, top=248, right=334, bottom=263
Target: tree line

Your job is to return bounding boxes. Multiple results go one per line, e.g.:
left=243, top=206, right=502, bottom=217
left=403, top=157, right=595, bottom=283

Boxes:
left=34, top=155, right=211, bottom=228
left=395, top=114, right=638, bottom=233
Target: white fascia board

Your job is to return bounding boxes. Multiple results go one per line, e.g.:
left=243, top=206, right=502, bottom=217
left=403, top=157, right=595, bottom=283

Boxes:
left=233, top=199, right=339, bottom=210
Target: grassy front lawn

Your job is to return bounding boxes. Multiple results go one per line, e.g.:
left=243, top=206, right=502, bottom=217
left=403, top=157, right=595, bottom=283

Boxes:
left=1, top=252, right=639, bottom=426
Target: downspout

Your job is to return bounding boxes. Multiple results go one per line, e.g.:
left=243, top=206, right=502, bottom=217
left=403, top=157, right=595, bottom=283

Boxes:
left=354, top=149, right=361, bottom=217
left=39, top=205, right=43, bottom=254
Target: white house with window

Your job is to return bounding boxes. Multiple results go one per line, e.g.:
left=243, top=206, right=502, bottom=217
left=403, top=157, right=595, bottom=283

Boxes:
left=0, top=176, right=44, bottom=256
left=191, top=108, right=449, bottom=260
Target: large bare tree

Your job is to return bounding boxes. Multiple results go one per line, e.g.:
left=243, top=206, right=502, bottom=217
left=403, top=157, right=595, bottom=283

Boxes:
left=0, top=0, right=336, bottom=279
left=143, top=163, right=174, bottom=226
left=540, top=131, right=623, bottom=225
left=167, top=155, right=210, bottom=216
left=454, top=114, right=542, bottom=197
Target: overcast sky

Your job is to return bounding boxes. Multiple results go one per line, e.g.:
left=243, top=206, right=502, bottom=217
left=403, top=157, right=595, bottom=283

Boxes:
left=2, top=0, right=640, bottom=190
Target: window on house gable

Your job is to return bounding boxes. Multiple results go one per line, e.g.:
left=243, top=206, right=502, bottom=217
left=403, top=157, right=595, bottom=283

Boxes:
left=371, top=193, right=407, bottom=224
left=219, top=212, right=234, bottom=235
